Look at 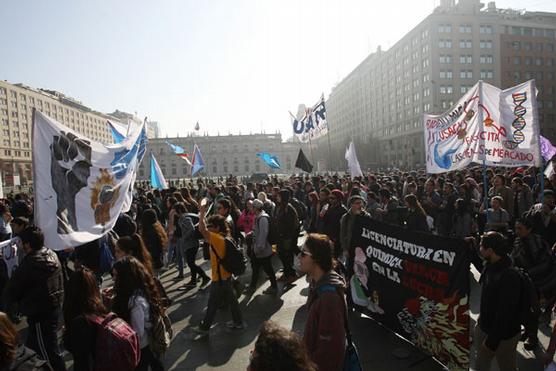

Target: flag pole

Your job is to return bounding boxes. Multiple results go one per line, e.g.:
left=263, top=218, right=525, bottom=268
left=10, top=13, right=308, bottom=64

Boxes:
left=532, top=80, right=544, bottom=204
left=478, top=81, right=490, bottom=223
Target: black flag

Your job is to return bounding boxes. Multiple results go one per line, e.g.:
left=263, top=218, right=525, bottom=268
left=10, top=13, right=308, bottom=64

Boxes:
left=295, top=149, right=313, bottom=173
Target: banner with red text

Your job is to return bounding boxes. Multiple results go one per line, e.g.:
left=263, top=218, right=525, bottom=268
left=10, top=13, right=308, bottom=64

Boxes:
left=424, top=80, right=541, bottom=173
left=349, top=217, right=470, bottom=370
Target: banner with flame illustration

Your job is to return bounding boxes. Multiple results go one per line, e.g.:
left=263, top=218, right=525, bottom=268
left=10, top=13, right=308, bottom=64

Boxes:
left=350, top=217, right=471, bottom=370
left=33, top=110, right=147, bottom=250
left=424, top=80, right=541, bottom=174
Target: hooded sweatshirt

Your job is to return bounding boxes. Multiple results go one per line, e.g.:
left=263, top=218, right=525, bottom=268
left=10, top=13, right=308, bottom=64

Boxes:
left=304, top=270, right=347, bottom=371
left=8, top=247, right=64, bottom=320
left=275, top=189, right=299, bottom=240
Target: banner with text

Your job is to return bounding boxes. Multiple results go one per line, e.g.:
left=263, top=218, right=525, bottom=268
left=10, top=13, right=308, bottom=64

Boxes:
left=350, top=217, right=470, bottom=370
left=424, top=80, right=541, bottom=173
left=292, top=94, right=328, bottom=143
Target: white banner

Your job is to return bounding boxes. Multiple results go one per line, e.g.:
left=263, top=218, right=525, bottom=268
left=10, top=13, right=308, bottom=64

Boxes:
left=424, top=80, right=540, bottom=173
left=0, top=237, right=21, bottom=278
left=33, top=110, right=147, bottom=250
left=293, top=95, right=328, bottom=143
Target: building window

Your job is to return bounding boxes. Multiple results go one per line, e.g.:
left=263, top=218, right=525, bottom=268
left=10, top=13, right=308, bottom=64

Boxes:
left=438, top=39, right=452, bottom=48
left=438, top=24, right=452, bottom=33
left=535, top=58, right=543, bottom=66
left=439, top=85, right=453, bottom=94
left=511, top=41, right=520, bottom=50
left=439, top=55, right=452, bottom=64
left=459, top=24, right=472, bottom=33
left=525, top=57, right=532, bottom=66
left=480, top=70, right=494, bottom=79
left=548, top=44, right=554, bottom=53
left=460, top=70, right=473, bottom=79
left=480, top=25, right=493, bottom=34
left=459, top=40, right=472, bottom=48
left=481, top=40, right=492, bottom=49
left=460, top=85, right=471, bottom=94
left=459, top=55, right=472, bottom=64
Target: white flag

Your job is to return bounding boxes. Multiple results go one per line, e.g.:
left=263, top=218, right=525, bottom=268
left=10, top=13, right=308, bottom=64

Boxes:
left=424, top=80, right=541, bottom=173
left=292, top=94, right=328, bottom=143
left=33, top=110, right=146, bottom=250
left=345, top=141, right=363, bottom=179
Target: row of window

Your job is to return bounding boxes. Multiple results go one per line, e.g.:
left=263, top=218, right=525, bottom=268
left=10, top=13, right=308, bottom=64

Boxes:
left=439, top=53, right=494, bottom=64
left=510, top=71, right=556, bottom=82
left=511, top=57, right=554, bottom=66
left=2, top=149, right=30, bottom=157
left=508, top=41, right=554, bottom=52
left=438, top=24, right=494, bottom=34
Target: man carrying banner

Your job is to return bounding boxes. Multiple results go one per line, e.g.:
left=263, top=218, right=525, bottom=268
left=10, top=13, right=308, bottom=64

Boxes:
left=475, top=232, right=521, bottom=371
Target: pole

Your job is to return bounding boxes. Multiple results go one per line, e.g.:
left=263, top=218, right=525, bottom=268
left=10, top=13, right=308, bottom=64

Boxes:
left=478, top=80, right=490, bottom=222
left=532, top=80, right=545, bottom=204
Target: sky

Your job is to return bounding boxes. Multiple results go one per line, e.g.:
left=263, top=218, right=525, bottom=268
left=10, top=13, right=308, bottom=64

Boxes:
left=1, top=0, right=555, bottom=139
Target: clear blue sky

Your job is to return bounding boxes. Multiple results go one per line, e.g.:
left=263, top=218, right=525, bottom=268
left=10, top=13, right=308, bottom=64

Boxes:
left=1, top=0, right=555, bottom=138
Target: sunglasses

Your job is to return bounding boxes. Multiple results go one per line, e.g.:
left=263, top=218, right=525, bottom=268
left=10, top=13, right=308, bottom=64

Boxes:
left=300, top=249, right=312, bottom=257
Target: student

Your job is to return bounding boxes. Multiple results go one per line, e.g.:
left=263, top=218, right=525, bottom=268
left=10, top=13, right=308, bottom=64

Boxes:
left=7, top=227, right=65, bottom=371
left=63, top=268, right=108, bottom=371
left=141, top=209, right=168, bottom=276
left=193, top=200, right=244, bottom=339
left=475, top=232, right=521, bottom=371
left=299, top=234, right=346, bottom=371
left=112, top=257, right=164, bottom=371
left=247, top=321, right=316, bottom=371
left=247, top=200, right=277, bottom=295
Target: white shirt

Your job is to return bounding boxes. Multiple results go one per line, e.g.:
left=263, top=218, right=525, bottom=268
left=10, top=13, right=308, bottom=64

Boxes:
left=129, top=293, right=151, bottom=349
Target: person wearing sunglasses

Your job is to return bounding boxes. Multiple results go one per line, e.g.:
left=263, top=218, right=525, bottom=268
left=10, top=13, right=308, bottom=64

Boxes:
left=299, top=233, right=346, bottom=371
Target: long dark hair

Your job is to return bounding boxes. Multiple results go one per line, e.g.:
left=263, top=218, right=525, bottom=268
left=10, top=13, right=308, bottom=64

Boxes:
left=112, top=257, right=161, bottom=323
left=141, top=209, right=168, bottom=251
left=116, top=234, right=155, bottom=276
left=63, top=268, right=107, bottom=331
left=405, top=194, right=427, bottom=217
left=0, top=312, right=18, bottom=370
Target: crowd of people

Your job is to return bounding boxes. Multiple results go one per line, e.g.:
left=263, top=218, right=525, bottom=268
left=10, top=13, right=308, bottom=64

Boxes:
left=0, top=164, right=556, bottom=370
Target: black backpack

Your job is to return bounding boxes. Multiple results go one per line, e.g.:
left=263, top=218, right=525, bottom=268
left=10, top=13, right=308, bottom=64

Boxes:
left=513, top=267, right=540, bottom=329
left=291, top=198, right=307, bottom=222
left=210, top=237, right=247, bottom=276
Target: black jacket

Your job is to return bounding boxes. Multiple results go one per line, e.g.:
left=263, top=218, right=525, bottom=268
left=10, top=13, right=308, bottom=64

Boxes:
left=478, top=255, right=521, bottom=350
left=8, top=247, right=64, bottom=320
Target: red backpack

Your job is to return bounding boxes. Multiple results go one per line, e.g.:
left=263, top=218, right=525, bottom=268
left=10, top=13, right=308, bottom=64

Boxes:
left=89, top=313, right=141, bottom=371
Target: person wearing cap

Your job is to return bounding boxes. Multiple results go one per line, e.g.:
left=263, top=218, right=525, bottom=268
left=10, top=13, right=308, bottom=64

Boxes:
left=321, top=190, right=347, bottom=258
left=475, top=232, right=521, bottom=371
left=247, top=199, right=278, bottom=295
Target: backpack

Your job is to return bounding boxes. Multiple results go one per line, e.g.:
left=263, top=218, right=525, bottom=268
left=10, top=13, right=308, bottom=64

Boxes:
left=98, top=233, right=116, bottom=274
left=513, top=267, right=540, bottom=329
left=149, top=311, right=173, bottom=356
left=291, top=198, right=307, bottom=222
left=89, top=313, right=140, bottom=371
left=9, top=346, right=52, bottom=371
left=210, top=237, right=247, bottom=276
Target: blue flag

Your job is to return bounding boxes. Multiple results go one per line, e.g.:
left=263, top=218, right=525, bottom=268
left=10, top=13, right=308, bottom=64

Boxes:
left=108, top=121, right=126, bottom=144
left=150, top=153, right=168, bottom=189
left=256, top=152, right=281, bottom=169
left=191, top=144, right=205, bottom=176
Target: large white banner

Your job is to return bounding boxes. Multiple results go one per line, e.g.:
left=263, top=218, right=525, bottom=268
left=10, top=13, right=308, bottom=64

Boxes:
left=33, top=110, right=147, bottom=250
left=424, top=80, right=540, bottom=173
left=292, top=95, right=328, bottom=143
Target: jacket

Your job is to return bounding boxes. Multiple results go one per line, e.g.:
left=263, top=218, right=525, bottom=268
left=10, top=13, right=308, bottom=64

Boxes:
left=304, top=271, right=346, bottom=371
left=511, top=233, right=552, bottom=280
left=488, top=186, right=515, bottom=217
left=513, top=186, right=533, bottom=219
left=252, top=212, right=273, bottom=258
left=274, top=204, right=299, bottom=240
left=340, top=210, right=370, bottom=254
left=322, top=204, right=348, bottom=245
left=8, top=247, right=64, bottom=320
left=405, top=209, right=429, bottom=233
left=478, top=255, right=521, bottom=351
left=176, top=214, right=199, bottom=251
left=237, top=210, right=255, bottom=234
